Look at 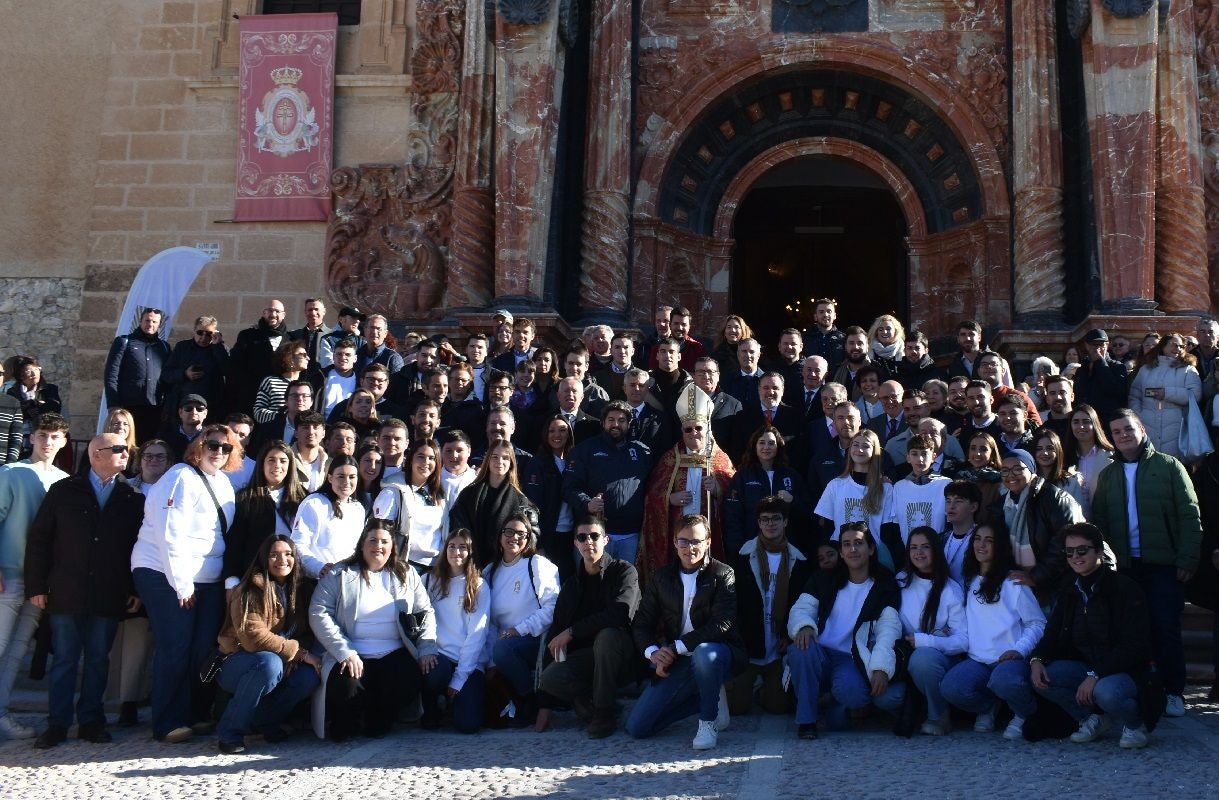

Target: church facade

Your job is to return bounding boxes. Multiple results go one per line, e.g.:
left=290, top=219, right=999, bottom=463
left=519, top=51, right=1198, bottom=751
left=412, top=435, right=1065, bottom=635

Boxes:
left=0, top=0, right=1216, bottom=431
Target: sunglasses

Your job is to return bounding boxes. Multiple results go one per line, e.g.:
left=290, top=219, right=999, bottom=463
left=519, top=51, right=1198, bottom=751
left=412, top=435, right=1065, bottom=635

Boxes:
left=182, top=404, right=206, bottom=412
left=575, top=532, right=603, bottom=543
left=94, top=444, right=129, bottom=455
left=195, top=330, right=215, bottom=337
left=501, top=529, right=529, bottom=540
left=204, top=440, right=234, bottom=454
left=1062, top=545, right=1096, bottom=557
left=675, top=537, right=707, bottom=549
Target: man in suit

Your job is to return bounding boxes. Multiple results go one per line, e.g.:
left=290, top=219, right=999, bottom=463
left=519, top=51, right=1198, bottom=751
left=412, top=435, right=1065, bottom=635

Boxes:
left=730, top=373, right=804, bottom=467
left=690, top=358, right=741, bottom=457
left=770, top=328, right=807, bottom=409
left=556, top=378, right=603, bottom=445
left=797, top=356, right=829, bottom=424
left=809, top=402, right=861, bottom=503
left=625, top=514, right=744, bottom=750
left=624, top=367, right=673, bottom=453
left=288, top=298, right=327, bottom=363
left=865, top=380, right=906, bottom=444
left=723, top=338, right=765, bottom=406
left=806, top=382, right=848, bottom=461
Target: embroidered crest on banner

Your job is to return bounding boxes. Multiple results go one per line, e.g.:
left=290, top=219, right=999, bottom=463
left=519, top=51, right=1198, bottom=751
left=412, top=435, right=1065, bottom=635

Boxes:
left=254, top=66, right=320, bottom=157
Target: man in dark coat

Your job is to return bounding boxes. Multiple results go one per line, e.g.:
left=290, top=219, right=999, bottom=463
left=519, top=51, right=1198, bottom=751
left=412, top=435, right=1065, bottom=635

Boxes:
left=1074, top=329, right=1129, bottom=419
left=537, top=515, right=641, bottom=738
left=161, top=315, right=229, bottom=423
left=25, top=433, right=145, bottom=748
left=103, top=308, right=171, bottom=442
left=227, top=299, right=288, bottom=415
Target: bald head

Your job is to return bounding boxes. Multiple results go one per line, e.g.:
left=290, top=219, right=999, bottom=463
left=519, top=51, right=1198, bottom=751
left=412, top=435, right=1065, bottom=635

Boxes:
left=89, top=433, right=130, bottom=480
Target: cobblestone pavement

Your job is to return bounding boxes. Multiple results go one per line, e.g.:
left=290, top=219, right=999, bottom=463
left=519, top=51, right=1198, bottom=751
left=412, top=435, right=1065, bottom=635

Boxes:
left=1, top=688, right=1217, bottom=799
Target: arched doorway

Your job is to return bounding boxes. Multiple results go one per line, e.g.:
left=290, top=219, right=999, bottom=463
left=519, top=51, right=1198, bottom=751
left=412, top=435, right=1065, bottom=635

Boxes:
left=730, top=155, right=907, bottom=346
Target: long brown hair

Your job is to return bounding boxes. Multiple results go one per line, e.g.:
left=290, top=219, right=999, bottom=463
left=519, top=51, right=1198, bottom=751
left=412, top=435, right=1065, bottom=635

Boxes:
left=346, top=522, right=410, bottom=586
left=236, top=534, right=307, bottom=638
left=429, top=528, right=482, bottom=613
left=472, top=437, right=522, bottom=492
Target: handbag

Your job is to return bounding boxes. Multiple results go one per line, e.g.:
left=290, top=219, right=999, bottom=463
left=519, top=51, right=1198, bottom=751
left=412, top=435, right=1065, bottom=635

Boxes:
left=398, top=609, right=429, bottom=644
left=1178, top=397, right=1213, bottom=465
left=198, top=647, right=228, bottom=684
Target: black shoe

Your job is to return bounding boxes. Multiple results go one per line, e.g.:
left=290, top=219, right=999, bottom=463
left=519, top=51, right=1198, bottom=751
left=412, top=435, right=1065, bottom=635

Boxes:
left=572, top=696, right=596, bottom=723
left=797, top=723, right=819, bottom=740
left=191, top=720, right=216, bottom=735
left=218, top=739, right=246, bottom=755
left=259, top=723, right=295, bottom=743
left=34, top=726, right=68, bottom=749
left=587, top=712, right=617, bottom=739
left=118, top=702, right=139, bottom=727
left=78, top=723, right=112, bottom=744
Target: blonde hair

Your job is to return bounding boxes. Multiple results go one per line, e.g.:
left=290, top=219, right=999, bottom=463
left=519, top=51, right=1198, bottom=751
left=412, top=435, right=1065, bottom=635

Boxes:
left=183, top=424, right=245, bottom=472
left=839, top=429, right=886, bottom=515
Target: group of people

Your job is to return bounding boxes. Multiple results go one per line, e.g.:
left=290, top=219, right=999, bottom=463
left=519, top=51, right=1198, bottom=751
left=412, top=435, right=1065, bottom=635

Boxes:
left=0, top=297, right=1215, bottom=755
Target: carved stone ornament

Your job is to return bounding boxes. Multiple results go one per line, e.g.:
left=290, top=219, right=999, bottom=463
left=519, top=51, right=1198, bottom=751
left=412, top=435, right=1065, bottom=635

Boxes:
left=497, top=0, right=551, bottom=25
left=1066, top=0, right=1091, bottom=37
left=1102, top=0, right=1155, bottom=16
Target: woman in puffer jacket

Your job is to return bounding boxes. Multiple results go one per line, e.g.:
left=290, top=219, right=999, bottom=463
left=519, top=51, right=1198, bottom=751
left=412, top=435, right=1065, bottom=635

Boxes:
left=1128, top=332, right=1202, bottom=459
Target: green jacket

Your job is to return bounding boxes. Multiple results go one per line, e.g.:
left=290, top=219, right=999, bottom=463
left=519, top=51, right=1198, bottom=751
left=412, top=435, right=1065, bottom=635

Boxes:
left=1092, top=440, right=1202, bottom=572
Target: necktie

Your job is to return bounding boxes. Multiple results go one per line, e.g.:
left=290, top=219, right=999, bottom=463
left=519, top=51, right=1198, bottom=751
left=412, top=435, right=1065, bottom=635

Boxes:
left=886, top=418, right=898, bottom=439
left=805, top=390, right=814, bottom=411
left=765, top=408, right=774, bottom=425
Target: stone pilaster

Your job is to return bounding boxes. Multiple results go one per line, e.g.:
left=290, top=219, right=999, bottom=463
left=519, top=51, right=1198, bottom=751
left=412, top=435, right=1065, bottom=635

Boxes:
left=1011, top=0, right=1066, bottom=322
left=577, top=0, right=632, bottom=318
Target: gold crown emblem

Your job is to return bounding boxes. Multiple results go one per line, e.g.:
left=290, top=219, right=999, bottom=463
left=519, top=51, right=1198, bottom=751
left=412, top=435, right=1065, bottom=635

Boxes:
left=270, top=66, right=303, bottom=86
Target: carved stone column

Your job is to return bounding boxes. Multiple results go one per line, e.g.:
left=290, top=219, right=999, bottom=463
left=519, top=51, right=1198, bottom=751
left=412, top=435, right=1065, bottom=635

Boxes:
left=448, top=0, right=496, bottom=309
left=1082, top=0, right=1159, bottom=312
left=493, top=0, right=566, bottom=303
left=1155, top=0, right=1211, bottom=313
left=577, top=0, right=631, bottom=318
left=1011, top=0, right=1067, bottom=322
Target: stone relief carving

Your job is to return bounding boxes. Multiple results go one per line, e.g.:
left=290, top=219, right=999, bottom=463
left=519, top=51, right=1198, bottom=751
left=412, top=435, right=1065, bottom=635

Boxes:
left=497, top=0, right=552, bottom=25
left=324, top=0, right=463, bottom=317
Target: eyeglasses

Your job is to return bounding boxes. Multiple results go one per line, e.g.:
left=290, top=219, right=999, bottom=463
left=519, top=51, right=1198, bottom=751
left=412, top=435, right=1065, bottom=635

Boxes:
left=675, top=537, right=708, bottom=549
left=574, top=532, right=603, bottom=543
left=501, top=528, right=529, bottom=540
left=95, top=444, right=129, bottom=455
left=204, top=440, right=234, bottom=454
left=1063, top=545, right=1096, bottom=557
left=182, top=404, right=206, bottom=412
left=757, top=514, right=785, bottom=524
left=999, top=466, right=1029, bottom=476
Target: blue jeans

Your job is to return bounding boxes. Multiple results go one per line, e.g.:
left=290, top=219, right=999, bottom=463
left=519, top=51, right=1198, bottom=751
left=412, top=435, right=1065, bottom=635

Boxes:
left=786, top=643, right=870, bottom=727
left=941, top=657, right=1037, bottom=719
left=492, top=633, right=541, bottom=696
left=421, top=654, right=485, bottom=734
left=0, top=576, right=41, bottom=716
left=133, top=568, right=226, bottom=738
left=605, top=533, right=639, bottom=566
left=1123, top=562, right=1186, bottom=695
left=626, top=642, right=732, bottom=738
left=48, top=614, right=119, bottom=729
left=1034, top=659, right=1142, bottom=727
left=215, top=650, right=320, bottom=743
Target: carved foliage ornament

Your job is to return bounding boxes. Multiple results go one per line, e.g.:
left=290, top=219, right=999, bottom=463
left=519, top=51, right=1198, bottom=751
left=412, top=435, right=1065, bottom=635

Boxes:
left=498, top=0, right=551, bottom=25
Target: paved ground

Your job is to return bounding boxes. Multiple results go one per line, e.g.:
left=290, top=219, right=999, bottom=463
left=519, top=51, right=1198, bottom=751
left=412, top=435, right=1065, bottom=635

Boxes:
left=1, top=686, right=1217, bottom=799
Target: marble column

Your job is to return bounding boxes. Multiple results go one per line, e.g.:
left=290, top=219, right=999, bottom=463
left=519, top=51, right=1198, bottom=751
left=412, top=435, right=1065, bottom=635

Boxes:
left=1082, top=1, right=1159, bottom=311
left=448, top=0, right=496, bottom=309
left=1155, top=0, right=1211, bottom=313
left=493, top=2, right=566, bottom=302
left=577, top=0, right=632, bottom=317
left=1011, top=0, right=1067, bottom=321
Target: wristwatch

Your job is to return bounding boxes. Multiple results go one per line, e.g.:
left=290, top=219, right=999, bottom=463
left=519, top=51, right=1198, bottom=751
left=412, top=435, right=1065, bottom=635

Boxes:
left=1086, top=670, right=1098, bottom=679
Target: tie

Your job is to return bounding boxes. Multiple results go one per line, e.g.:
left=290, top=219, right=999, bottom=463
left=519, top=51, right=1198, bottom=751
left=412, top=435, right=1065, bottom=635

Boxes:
left=765, top=408, right=774, bottom=425
left=805, top=390, right=815, bottom=411
left=886, top=418, right=898, bottom=439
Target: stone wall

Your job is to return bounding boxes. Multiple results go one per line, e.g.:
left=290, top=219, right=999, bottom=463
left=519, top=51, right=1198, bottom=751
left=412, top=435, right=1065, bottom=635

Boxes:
left=0, top=278, right=85, bottom=427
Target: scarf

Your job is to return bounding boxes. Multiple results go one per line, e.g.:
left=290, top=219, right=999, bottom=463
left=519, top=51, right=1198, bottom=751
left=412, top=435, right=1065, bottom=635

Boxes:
left=1002, top=479, right=1039, bottom=569
left=756, top=534, right=791, bottom=641
left=871, top=340, right=902, bottom=361
left=258, top=317, right=289, bottom=337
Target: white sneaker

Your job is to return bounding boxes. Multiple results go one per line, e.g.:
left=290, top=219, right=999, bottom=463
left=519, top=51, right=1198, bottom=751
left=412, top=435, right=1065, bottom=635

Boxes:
left=973, top=710, right=995, bottom=733
left=692, top=719, right=718, bottom=750
left=0, top=714, right=34, bottom=740
left=1002, top=716, right=1026, bottom=741
left=1119, top=724, right=1149, bottom=749
left=715, top=686, right=730, bottom=732
left=920, top=717, right=950, bottom=736
left=1164, top=694, right=1185, bottom=717
left=1069, top=713, right=1112, bottom=743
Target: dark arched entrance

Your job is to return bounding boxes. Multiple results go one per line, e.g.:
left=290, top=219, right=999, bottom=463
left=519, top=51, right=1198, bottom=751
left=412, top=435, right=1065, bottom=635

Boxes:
left=730, top=155, right=907, bottom=346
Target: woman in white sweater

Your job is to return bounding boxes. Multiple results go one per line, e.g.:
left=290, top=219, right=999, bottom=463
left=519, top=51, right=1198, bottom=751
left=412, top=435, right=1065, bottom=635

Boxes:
left=292, top=456, right=367, bottom=580
left=420, top=528, right=489, bottom=733
left=940, top=521, right=1046, bottom=741
left=130, top=424, right=242, bottom=743
left=1127, top=332, right=1202, bottom=459
left=482, top=507, right=559, bottom=727
left=372, top=439, right=448, bottom=571
left=880, top=528, right=967, bottom=736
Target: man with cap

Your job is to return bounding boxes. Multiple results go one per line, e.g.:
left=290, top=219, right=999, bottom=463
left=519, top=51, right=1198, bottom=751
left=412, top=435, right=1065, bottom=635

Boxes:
left=159, top=394, right=208, bottom=460
left=1074, top=329, right=1128, bottom=419
left=318, top=306, right=366, bottom=368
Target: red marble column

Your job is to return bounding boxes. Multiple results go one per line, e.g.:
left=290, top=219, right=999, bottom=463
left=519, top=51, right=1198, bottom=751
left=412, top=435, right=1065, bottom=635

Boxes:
left=1011, top=0, right=1066, bottom=320
left=1083, top=2, right=1159, bottom=311
left=448, top=0, right=496, bottom=309
left=1155, top=0, right=1211, bottom=313
left=494, top=6, right=565, bottom=302
left=577, top=0, right=632, bottom=316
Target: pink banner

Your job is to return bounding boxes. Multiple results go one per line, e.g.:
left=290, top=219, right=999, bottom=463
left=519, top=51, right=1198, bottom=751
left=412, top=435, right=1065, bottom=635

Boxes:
left=234, top=13, right=337, bottom=221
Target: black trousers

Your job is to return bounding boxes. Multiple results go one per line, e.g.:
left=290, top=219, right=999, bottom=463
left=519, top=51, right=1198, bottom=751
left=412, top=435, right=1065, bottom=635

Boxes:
left=325, top=647, right=421, bottom=739
left=538, top=628, right=636, bottom=711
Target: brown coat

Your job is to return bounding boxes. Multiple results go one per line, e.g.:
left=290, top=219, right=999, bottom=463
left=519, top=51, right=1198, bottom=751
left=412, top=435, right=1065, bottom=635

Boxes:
left=216, top=573, right=308, bottom=662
